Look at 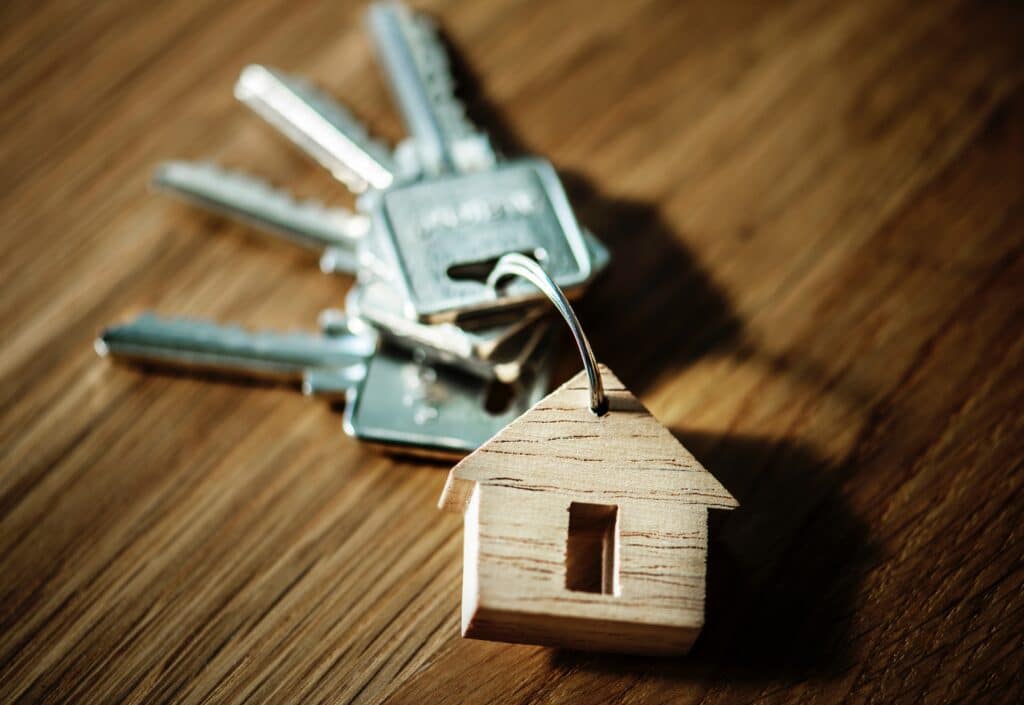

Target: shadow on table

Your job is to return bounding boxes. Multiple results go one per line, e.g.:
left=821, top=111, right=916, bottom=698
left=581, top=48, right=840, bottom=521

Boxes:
left=547, top=430, right=877, bottom=683
left=445, top=21, right=877, bottom=408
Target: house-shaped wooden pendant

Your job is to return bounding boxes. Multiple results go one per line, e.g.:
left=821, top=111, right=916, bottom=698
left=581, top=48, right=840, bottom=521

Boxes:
left=439, top=364, right=738, bottom=655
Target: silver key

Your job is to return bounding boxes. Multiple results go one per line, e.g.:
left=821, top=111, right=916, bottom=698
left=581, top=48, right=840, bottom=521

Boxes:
left=235, top=64, right=396, bottom=193
left=153, top=161, right=369, bottom=274
left=96, top=313, right=375, bottom=388
left=363, top=158, right=593, bottom=322
left=367, top=2, right=494, bottom=175
left=226, top=9, right=599, bottom=321
left=362, top=4, right=592, bottom=320
left=344, top=332, right=553, bottom=458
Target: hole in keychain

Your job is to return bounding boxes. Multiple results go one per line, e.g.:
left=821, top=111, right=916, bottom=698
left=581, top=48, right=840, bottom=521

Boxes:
left=487, top=253, right=609, bottom=416
left=446, top=247, right=548, bottom=285
left=566, top=502, right=620, bottom=595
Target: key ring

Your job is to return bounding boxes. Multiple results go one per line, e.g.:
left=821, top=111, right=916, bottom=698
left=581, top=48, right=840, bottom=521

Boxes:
left=487, top=253, right=608, bottom=415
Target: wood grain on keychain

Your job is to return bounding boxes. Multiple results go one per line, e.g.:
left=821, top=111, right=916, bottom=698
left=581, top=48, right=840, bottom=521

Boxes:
left=1, top=0, right=1023, bottom=704
left=440, top=365, right=737, bottom=655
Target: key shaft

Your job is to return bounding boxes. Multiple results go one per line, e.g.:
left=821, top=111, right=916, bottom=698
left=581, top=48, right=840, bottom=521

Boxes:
left=367, top=2, right=493, bottom=174
left=236, top=65, right=395, bottom=192
left=96, top=314, right=375, bottom=383
left=154, top=162, right=368, bottom=272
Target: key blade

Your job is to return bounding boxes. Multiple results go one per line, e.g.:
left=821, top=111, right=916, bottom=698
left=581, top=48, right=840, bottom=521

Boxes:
left=367, top=2, right=493, bottom=174
left=96, top=313, right=376, bottom=383
left=235, top=64, right=395, bottom=192
left=153, top=161, right=369, bottom=263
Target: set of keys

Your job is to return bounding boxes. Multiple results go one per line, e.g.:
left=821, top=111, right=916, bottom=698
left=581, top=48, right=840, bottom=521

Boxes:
left=96, top=1, right=610, bottom=457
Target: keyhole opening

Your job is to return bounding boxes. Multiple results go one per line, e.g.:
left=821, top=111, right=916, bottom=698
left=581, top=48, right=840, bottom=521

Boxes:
left=565, top=502, right=620, bottom=595
left=446, top=248, right=548, bottom=285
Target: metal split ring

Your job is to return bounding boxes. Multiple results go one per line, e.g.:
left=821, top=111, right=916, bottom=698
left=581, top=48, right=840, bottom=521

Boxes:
left=487, top=253, right=607, bottom=415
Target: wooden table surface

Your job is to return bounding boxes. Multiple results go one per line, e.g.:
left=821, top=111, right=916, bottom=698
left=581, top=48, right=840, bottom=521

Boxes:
left=2, top=0, right=1023, bottom=702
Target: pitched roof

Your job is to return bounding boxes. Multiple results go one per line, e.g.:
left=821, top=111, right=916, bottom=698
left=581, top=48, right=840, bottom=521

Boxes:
left=439, top=364, right=738, bottom=513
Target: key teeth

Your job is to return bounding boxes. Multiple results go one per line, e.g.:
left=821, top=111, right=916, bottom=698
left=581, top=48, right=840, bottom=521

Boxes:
left=156, top=159, right=269, bottom=198
left=153, top=160, right=370, bottom=244
left=237, top=64, right=395, bottom=190
left=277, top=72, right=382, bottom=146
left=407, top=14, right=471, bottom=128
left=396, top=6, right=493, bottom=154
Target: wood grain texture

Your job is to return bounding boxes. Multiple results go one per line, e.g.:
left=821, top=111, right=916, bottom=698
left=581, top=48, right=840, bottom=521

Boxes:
left=1, top=0, right=1022, bottom=703
left=440, top=365, right=737, bottom=655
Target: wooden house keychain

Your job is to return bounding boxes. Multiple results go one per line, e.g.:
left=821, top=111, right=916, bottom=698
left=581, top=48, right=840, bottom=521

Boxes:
left=439, top=254, right=738, bottom=655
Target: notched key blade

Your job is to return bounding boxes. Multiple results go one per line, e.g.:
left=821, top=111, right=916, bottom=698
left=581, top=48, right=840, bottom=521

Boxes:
left=235, top=64, right=395, bottom=192
left=153, top=161, right=369, bottom=261
left=367, top=2, right=494, bottom=174
left=97, top=313, right=376, bottom=383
